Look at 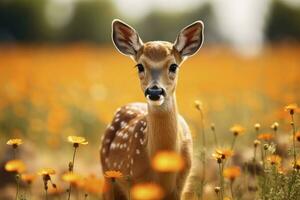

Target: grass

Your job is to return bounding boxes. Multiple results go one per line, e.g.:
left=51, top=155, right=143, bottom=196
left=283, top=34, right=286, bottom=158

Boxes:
left=0, top=44, right=299, bottom=199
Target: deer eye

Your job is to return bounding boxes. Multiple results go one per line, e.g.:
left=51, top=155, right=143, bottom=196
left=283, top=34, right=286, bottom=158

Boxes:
left=169, top=64, right=178, bottom=73
left=136, top=64, right=144, bottom=73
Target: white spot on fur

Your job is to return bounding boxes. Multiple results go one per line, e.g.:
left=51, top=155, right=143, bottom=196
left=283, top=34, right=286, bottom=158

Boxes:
left=121, top=121, right=127, bottom=129
left=110, top=143, right=116, bottom=149
left=109, top=126, right=115, bottom=131
left=123, top=133, right=129, bottom=139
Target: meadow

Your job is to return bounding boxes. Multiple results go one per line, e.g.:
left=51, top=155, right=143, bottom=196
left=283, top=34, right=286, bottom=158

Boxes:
left=0, top=43, right=299, bottom=200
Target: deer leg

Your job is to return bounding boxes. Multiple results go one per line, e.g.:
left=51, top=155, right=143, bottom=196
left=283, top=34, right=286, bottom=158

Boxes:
left=163, top=191, right=180, bottom=200
left=103, top=181, right=127, bottom=200
left=179, top=141, right=194, bottom=200
left=181, top=173, right=196, bottom=200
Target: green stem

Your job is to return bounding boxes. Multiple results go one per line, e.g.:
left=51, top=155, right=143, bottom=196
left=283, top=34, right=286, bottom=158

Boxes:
left=15, top=174, right=19, bottom=200
left=291, top=114, right=297, bottom=163
left=111, top=179, right=115, bottom=200
left=45, top=189, right=48, bottom=200
left=262, top=147, right=267, bottom=200
left=218, top=162, right=224, bottom=200
left=13, top=148, right=17, bottom=160
left=212, top=127, right=218, bottom=147
left=231, top=136, right=237, bottom=150
left=68, top=147, right=78, bottom=200
left=253, top=146, right=257, bottom=179
left=199, top=108, right=206, bottom=200
left=71, top=147, right=78, bottom=171
left=230, top=181, right=234, bottom=200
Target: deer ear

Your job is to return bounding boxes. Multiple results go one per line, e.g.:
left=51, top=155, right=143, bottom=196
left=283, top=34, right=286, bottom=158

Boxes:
left=174, top=21, right=204, bottom=58
left=112, top=19, right=143, bottom=57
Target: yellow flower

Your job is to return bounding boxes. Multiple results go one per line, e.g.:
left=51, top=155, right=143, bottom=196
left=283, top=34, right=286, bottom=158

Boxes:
left=6, top=138, right=23, bottom=148
left=266, top=155, right=282, bottom=166
left=67, top=136, right=88, bottom=146
left=5, top=159, right=26, bottom=173
left=257, top=133, right=273, bottom=141
left=215, top=148, right=234, bottom=160
left=62, top=172, right=82, bottom=184
left=295, top=131, right=300, bottom=142
left=230, top=124, right=245, bottom=136
left=21, top=173, right=36, bottom=184
left=285, top=103, right=298, bottom=115
left=151, top=151, right=185, bottom=172
left=37, top=168, right=56, bottom=176
left=131, top=183, right=164, bottom=200
left=254, top=123, right=261, bottom=131
left=194, top=100, right=202, bottom=111
left=271, top=122, right=279, bottom=131
left=253, top=139, right=261, bottom=147
left=104, top=170, right=123, bottom=179
left=212, top=152, right=222, bottom=163
left=223, top=166, right=241, bottom=181
left=292, top=159, right=300, bottom=170
left=214, top=186, right=220, bottom=194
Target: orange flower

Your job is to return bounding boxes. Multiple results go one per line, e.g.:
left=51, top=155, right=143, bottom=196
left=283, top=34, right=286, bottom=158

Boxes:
left=5, top=160, right=26, bottom=173
left=266, top=155, right=282, bottom=166
left=230, top=124, right=245, bottom=136
left=104, top=170, right=123, bottom=179
left=285, top=103, right=298, bottom=115
left=67, top=136, right=88, bottom=146
left=48, top=186, right=65, bottom=195
left=82, top=175, right=107, bottom=194
left=257, top=133, right=273, bottom=141
left=223, top=166, right=241, bottom=181
left=62, top=172, right=82, bottom=184
left=296, top=131, right=300, bottom=142
left=151, top=151, right=185, bottom=172
left=21, top=173, right=36, bottom=184
left=6, top=138, right=23, bottom=148
left=131, top=183, right=164, bottom=200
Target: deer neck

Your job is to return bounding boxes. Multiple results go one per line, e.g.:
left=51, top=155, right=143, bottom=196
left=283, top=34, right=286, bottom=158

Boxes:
left=146, top=94, right=179, bottom=159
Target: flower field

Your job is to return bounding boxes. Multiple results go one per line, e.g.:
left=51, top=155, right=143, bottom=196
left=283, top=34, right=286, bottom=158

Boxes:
left=0, top=44, right=300, bottom=199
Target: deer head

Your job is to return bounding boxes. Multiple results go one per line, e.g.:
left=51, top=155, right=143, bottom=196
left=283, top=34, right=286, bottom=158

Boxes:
left=112, top=19, right=204, bottom=106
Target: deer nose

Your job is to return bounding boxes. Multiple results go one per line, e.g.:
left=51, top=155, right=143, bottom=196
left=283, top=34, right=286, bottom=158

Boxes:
left=145, top=85, right=164, bottom=101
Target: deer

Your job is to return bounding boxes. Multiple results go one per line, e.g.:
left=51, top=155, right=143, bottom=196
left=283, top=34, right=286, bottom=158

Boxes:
left=100, top=19, right=204, bottom=200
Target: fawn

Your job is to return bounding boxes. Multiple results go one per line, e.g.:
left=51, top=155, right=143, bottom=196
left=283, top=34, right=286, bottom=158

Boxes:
left=100, top=19, right=204, bottom=200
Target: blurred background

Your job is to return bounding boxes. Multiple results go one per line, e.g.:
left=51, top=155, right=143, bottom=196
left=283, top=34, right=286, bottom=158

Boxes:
left=0, top=0, right=299, bottom=198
